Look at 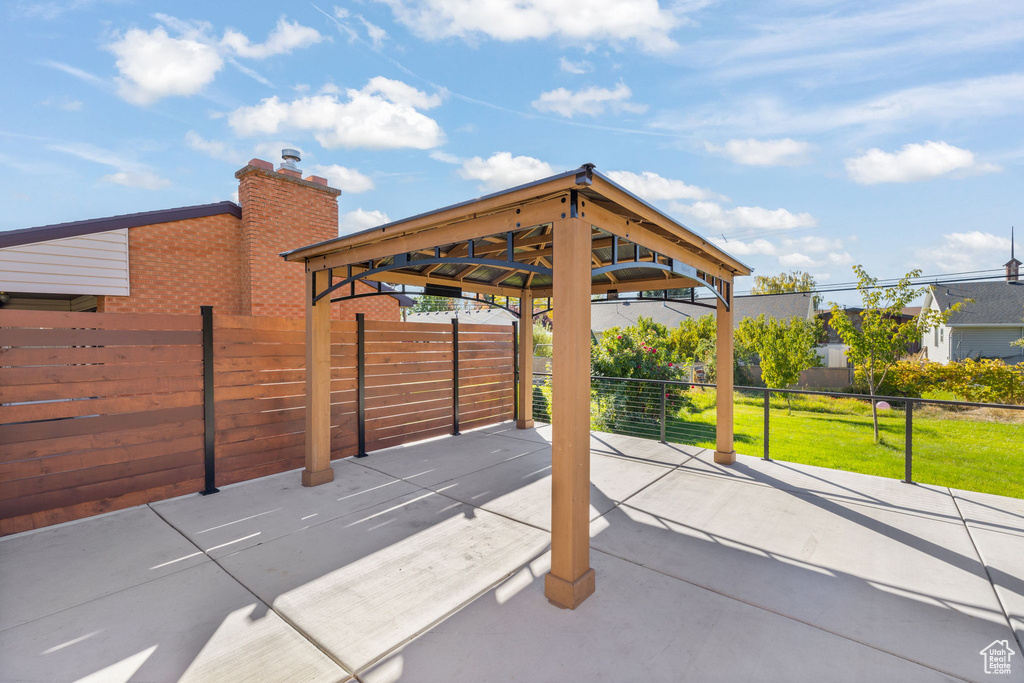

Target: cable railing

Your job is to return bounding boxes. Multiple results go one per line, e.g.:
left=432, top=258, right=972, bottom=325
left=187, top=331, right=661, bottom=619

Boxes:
left=531, top=372, right=1024, bottom=498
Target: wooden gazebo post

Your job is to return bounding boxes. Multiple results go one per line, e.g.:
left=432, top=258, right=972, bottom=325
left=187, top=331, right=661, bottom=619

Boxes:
left=517, top=289, right=534, bottom=429
left=714, top=283, right=736, bottom=464
left=545, top=217, right=595, bottom=609
left=303, top=268, right=334, bottom=486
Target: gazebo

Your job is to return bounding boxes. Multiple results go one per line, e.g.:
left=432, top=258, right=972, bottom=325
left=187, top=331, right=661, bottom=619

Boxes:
left=282, top=164, right=751, bottom=609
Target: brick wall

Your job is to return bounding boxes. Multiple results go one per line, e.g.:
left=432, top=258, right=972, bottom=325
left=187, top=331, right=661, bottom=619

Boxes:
left=98, top=213, right=246, bottom=315
left=98, top=157, right=400, bottom=321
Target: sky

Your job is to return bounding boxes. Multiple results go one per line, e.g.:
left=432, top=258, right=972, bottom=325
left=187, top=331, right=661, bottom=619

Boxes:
left=1, top=0, right=1022, bottom=305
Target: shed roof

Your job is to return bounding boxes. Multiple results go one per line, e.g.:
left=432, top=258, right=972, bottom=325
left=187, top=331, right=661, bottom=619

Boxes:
left=0, top=202, right=241, bottom=249
left=929, top=281, right=1024, bottom=325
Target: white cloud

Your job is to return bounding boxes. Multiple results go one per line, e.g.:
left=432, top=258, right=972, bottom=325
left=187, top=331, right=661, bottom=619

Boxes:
left=922, top=231, right=1013, bottom=271
left=340, top=208, right=390, bottom=234
left=655, top=73, right=1024, bottom=136
left=705, top=138, right=812, bottom=166
left=359, top=17, right=388, bottom=48
left=531, top=83, right=646, bottom=118
left=222, top=17, right=324, bottom=59
left=670, top=201, right=818, bottom=231
left=107, top=25, right=223, bottom=105
left=844, top=140, right=999, bottom=185
left=605, top=170, right=723, bottom=201
left=429, top=151, right=462, bottom=164
left=50, top=141, right=172, bottom=190
left=778, top=252, right=817, bottom=268
left=375, top=0, right=684, bottom=53
left=185, top=131, right=245, bottom=163
left=40, top=96, right=84, bottom=111
left=710, top=237, right=777, bottom=256
left=308, top=164, right=374, bottom=193
left=781, top=235, right=843, bottom=253
left=559, top=57, right=591, bottom=74
left=227, top=77, right=445, bottom=150
left=38, top=59, right=107, bottom=86
left=101, top=170, right=171, bottom=190
left=458, top=152, right=554, bottom=191
left=105, top=15, right=324, bottom=105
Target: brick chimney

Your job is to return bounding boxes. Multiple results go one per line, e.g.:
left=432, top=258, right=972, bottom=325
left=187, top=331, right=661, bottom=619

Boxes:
left=235, top=153, right=341, bottom=317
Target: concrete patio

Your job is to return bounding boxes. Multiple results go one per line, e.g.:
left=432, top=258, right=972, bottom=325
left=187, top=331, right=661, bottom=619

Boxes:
left=2, top=423, right=1022, bottom=682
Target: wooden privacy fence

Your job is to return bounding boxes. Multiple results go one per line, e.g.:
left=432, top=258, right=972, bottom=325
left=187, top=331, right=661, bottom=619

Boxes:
left=0, top=309, right=516, bottom=535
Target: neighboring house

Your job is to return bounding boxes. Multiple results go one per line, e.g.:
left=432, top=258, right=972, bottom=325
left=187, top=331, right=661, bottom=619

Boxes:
left=590, top=291, right=816, bottom=334
left=0, top=153, right=410, bottom=320
left=818, top=306, right=922, bottom=369
left=920, top=280, right=1024, bottom=364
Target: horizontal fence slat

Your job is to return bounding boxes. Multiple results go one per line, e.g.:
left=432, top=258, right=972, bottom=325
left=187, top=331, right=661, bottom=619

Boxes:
left=1, top=420, right=205, bottom=464
left=0, top=345, right=203, bottom=367
left=365, top=395, right=453, bottom=417
left=0, top=479, right=204, bottom=537
left=1, top=328, right=201, bottom=348
left=362, top=330, right=452, bottom=343
left=0, top=360, right=202, bottom=387
left=0, top=465, right=204, bottom=521
left=0, top=375, right=202, bottom=404
left=0, top=391, right=203, bottom=424
left=0, top=406, right=204, bottom=446
left=0, top=310, right=201, bottom=331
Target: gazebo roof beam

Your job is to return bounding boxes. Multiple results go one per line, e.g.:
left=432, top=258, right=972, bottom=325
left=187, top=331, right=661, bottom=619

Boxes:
left=301, top=195, right=569, bottom=273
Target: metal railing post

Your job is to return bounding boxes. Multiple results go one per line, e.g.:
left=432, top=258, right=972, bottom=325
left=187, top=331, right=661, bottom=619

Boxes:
left=904, top=400, right=913, bottom=483
left=763, top=388, right=770, bottom=461
left=660, top=382, right=667, bottom=443
left=355, top=313, right=367, bottom=457
left=512, top=320, right=519, bottom=423
left=452, top=317, right=461, bottom=435
left=200, top=305, right=218, bottom=495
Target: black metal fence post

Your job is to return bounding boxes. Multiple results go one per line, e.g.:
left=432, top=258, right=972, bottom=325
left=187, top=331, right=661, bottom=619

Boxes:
left=452, top=317, right=461, bottom=435
left=660, top=382, right=667, bottom=443
left=512, top=320, right=519, bottom=423
left=904, top=400, right=913, bottom=483
left=200, top=306, right=218, bottom=495
left=356, top=313, right=367, bottom=457
left=763, top=388, right=770, bottom=461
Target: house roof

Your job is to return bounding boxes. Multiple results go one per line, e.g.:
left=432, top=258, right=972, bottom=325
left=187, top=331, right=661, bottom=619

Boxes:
left=591, top=292, right=815, bottom=332
left=929, top=281, right=1024, bottom=325
left=0, top=201, right=242, bottom=250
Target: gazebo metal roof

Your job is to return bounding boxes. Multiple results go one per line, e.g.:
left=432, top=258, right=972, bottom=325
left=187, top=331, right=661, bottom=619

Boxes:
left=283, top=164, right=750, bottom=305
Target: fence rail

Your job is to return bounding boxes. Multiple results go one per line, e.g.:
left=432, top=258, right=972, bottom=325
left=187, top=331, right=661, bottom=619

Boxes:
left=0, top=309, right=515, bottom=535
left=532, top=372, right=1024, bottom=494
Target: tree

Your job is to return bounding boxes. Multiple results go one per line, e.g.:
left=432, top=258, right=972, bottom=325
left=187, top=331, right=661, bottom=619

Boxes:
left=737, top=314, right=823, bottom=411
left=752, top=271, right=821, bottom=309
left=828, top=266, right=961, bottom=443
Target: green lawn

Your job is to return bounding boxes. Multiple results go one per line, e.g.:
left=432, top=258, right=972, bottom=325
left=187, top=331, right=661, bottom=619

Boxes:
left=598, top=388, right=1024, bottom=500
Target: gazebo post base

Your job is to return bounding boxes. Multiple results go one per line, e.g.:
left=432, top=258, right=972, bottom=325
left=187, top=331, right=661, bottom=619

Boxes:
left=545, top=568, right=595, bottom=610
left=301, top=468, right=334, bottom=487
left=714, top=450, right=736, bottom=465
left=516, top=418, right=534, bottom=429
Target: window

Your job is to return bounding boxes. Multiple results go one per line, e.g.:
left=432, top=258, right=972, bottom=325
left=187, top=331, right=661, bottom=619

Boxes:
left=933, top=327, right=938, bottom=346
left=939, top=328, right=944, bottom=344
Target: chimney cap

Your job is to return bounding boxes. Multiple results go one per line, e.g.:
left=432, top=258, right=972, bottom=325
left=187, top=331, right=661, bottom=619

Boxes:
left=280, top=148, right=302, bottom=172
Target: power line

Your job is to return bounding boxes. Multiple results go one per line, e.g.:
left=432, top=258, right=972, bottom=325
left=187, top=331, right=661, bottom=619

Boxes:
left=735, top=270, right=1009, bottom=298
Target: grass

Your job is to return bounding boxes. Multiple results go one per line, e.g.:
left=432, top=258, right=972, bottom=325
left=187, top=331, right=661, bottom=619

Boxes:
left=601, top=387, right=1024, bottom=500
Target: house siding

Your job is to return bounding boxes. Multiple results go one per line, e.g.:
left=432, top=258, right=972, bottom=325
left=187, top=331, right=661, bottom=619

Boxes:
left=0, top=229, right=129, bottom=296
left=951, top=327, right=1024, bottom=362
